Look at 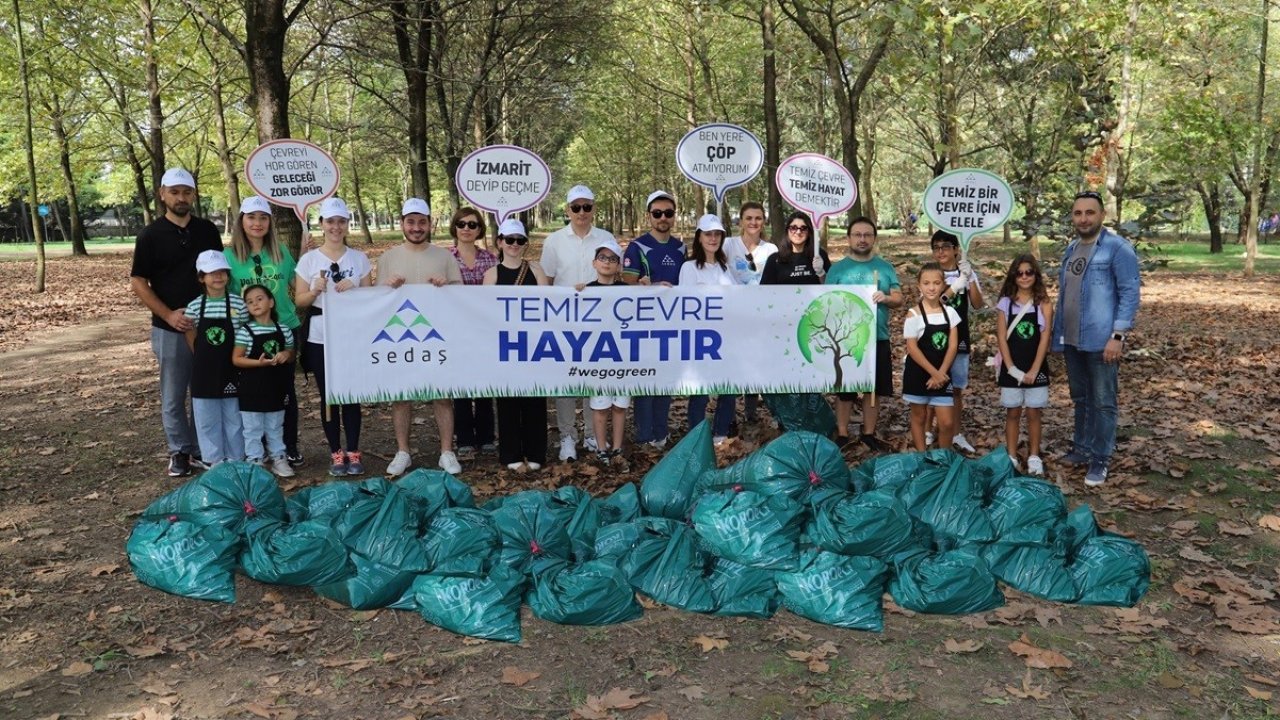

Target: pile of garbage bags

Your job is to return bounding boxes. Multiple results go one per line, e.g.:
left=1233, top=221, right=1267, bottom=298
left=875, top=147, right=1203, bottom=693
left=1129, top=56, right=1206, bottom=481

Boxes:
left=128, top=422, right=1150, bottom=641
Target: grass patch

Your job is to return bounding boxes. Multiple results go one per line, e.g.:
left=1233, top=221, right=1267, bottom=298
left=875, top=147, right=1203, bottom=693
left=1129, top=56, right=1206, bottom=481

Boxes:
left=1156, top=239, right=1280, bottom=274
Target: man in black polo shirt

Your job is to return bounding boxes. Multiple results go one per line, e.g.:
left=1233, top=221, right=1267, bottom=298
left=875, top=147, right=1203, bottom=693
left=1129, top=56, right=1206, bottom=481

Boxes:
left=129, top=168, right=224, bottom=476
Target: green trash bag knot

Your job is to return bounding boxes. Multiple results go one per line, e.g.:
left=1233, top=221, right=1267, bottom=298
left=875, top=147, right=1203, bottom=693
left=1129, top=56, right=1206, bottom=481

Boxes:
left=167, top=515, right=178, bottom=523
left=243, top=500, right=258, bottom=516
left=732, top=484, right=744, bottom=493
left=808, top=471, right=821, bottom=486
left=529, top=539, right=542, bottom=555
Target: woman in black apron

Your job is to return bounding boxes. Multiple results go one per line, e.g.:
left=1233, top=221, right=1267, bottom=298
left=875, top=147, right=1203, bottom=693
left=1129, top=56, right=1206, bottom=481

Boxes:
left=232, top=284, right=297, bottom=478
left=184, top=250, right=247, bottom=466
left=902, top=263, right=959, bottom=452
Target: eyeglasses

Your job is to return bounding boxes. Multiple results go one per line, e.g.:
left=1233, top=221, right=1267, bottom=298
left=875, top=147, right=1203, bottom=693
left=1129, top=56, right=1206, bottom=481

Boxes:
left=931, top=244, right=955, bottom=252
left=501, top=236, right=528, bottom=245
left=455, top=220, right=480, bottom=230
left=787, top=225, right=809, bottom=234
left=1016, top=269, right=1036, bottom=277
left=650, top=209, right=675, bottom=219
left=252, top=254, right=264, bottom=277
left=570, top=203, right=593, bottom=213
left=329, top=262, right=341, bottom=281
left=595, top=254, right=620, bottom=263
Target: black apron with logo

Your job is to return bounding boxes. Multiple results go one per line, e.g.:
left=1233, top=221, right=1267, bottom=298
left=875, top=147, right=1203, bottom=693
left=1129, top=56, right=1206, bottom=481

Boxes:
left=192, top=295, right=238, bottom=399
left=998, top=302, right=1051, bottom=389
left=238, top=322, right=290, bottom=412
left=945, top=270, right=971, bottom=353
left=902, top=302, right=953, bottom=397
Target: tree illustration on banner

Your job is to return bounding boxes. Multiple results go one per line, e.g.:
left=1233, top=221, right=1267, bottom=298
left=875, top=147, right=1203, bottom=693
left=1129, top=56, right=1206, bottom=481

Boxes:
left=796, top=291, right=874, bottom=389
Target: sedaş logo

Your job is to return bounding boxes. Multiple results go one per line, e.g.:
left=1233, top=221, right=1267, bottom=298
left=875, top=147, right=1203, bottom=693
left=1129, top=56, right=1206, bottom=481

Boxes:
left=373, top=299, right=444, bottom=343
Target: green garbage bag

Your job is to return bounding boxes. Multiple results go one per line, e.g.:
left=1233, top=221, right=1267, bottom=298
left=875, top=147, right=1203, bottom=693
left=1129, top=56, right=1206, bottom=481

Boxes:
left=966, top=446, right=1017, bottom=498
left=487, top=490, right=576, bottom=572
left=556, top=486, right=604, bottom=562
left=127, top=517, right=240, bottom=603
left=763, top=393, right=836, bottom=436
left=593, top=517, right=681, bottom=560
left=285, top=480, right=359, bottom=522
left=396, top=468, right=475, bottom=524
left=981, top=543, right=1079, bottom=603
left=238, top=518, right=354, bottom=586
left=313, top=550, right=418, bottom=610
left=422, top=507, right=499, bottom=577
left=691, top=489, right=804, bottom=570
left=708, top=557, right=780, bottom=619
left=329, top=479, right=429, bottom=572
left=526, top=557, right=643, bottom=625
left=413, top=563, right=527, bottom=642
left=895, top=451, right=995, bottom=543
left=776, top=550, right=888, bottom=631
left=619, top=522, right=715, bottom=612
left=987, top=477, right=1068, bottom=544
left=639, top=420, right=716, bottom=519
left=142, top=462, right=285, bottom=534
left=853, top=452, right=926, bottom=494
left=701, top=431, right=851, bottom=501
left=1071, top=536, right=1150, bottom=607
left=805, top=489, right=929, bottom=560
left=890, top=546, right=1005, bottom=615
left=598, top=483, right=641, bottom=525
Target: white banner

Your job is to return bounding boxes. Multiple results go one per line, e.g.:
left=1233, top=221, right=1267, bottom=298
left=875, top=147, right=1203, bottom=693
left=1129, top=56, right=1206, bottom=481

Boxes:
left=321, top=285, right=878, bottom=403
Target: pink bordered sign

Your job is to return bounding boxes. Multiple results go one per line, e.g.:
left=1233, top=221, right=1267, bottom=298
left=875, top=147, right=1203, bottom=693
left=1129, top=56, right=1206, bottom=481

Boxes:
left=244, top=139, right=340, bottom=221
left=775, top=152, right=858, bottom=230
left=454, top=145, right=552, bottom=224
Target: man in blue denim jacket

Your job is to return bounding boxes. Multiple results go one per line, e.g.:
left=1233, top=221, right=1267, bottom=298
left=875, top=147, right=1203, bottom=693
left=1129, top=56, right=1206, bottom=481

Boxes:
left=1051, top=191, right=1140, bottom=487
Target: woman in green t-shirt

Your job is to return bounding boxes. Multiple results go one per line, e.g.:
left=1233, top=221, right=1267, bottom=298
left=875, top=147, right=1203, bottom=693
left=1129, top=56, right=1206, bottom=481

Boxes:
left=224, top=196, right=303, bottom=466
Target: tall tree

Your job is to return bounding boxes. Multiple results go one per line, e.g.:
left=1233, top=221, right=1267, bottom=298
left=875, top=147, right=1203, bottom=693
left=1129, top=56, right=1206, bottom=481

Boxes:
left=12, top=0, right=47, bottom=290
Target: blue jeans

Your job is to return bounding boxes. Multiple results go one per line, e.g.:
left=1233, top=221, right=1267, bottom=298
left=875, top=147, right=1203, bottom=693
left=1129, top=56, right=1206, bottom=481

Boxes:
left=1062, top=346, right=1119, bottom=464
left=150, top=328, right=198, bottom=455
left=242, top=410, right=286, bottom=462
left=193, top=397, right=245, bottom=464
left=687, top=395, right=737, bottom=437
left=633, top=395, right=672, bottom=443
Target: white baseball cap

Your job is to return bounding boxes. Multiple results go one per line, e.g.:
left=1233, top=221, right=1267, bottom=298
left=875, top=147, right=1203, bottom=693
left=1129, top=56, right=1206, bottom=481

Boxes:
left=696, top=214, right=725, bottom=234
left=196, top=250, right=231, bottom=274
left=401, top=198, right=431, bottom=217
left=498, top=218, right=527, bottom=237
left=593, top=238, right=623, bottom=259
left=566, top=185, right=595, bottom=203
left=161, top=168, right=196, bottom=189
left=646, top=190, right=675, bottom=209
left=239, top=196, right=271, bottom=215
left=319, top=197, right=350, bottom=220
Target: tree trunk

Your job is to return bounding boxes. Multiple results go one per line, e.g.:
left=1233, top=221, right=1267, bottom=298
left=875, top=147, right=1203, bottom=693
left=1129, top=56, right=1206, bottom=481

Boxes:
left=761, top=0, right=784, bottom=240
left=1196, top=181, right=1223, bottom=253
left=1244, top=0, right=1270, bottom=276
left=390, top=0, right=435, bottom=198
left=210, top=72, right=242, bottom=220
left=140, top=0, right=166, bottom=194
left=51, top=110, right=87, bottom=255
left=1104, top=0, right=1140, bottom=224
left=13, top=0, right=46, bottom=291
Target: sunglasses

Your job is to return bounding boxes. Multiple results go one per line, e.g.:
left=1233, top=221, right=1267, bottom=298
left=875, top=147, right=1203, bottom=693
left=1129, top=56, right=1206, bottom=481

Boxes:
left=595, top=254, right=620, bottom=263
left=650, top=209, right=675, bottom=219
left=501, top=236, right=528, bottom=245
left=455, top=220, right=480, bottom=230
left=570, top=203, right=593, bottom=213
left=1016, top=269, right=1036, bottom=277
left=745, top=253, right=756, bottom=271
left=329, top=262, right=341, bottom=281
left=252, top=254, right=264, bottom=277
left=787, top=225, right=809, bottom=234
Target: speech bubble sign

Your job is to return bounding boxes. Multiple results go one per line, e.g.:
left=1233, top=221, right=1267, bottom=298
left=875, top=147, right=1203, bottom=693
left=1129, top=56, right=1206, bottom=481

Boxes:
left=455, top=145, right=552, bottom=225
left=775, top=153, right=858, bottom=230
left=244, top=139, right=340, bottom=221
left=922, top=168, right=1014, bottom=255
left=675, top=123, right=765, bottom=204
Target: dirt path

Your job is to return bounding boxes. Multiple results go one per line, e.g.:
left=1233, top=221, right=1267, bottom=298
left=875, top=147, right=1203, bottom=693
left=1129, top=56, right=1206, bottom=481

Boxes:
left=1, top=270, right=1278, bottom=720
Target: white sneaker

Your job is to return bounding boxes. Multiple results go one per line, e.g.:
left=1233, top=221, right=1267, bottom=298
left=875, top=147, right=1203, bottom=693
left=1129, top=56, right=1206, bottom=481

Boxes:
left=526, top=462, right=541, bottom=470
left=584, top=436, right=599, bottom=452
left=925, top=432, right=935, bottom=447
left=1027, top=455, right=1045, bottom=477
left=649, top=436, right=669, bottom=451
left=559, top=437, right=577, bottom=462
left=387, top=451, right=412, bottom=477
left=506, top=461, right=526, bottom=471
left=713, top=435, right=728, bottom=447
left=952, top=434, right=976, bottom=453
left=438, top=450, right=462, bottom=475
left=1009, top=454, right=1021, bottom=472
left=270, top=456, right=295, bottom=478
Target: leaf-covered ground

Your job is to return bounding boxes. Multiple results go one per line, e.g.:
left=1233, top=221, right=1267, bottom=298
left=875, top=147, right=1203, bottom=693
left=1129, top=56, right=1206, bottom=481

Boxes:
left=1, top=240, right=1277, bottom=720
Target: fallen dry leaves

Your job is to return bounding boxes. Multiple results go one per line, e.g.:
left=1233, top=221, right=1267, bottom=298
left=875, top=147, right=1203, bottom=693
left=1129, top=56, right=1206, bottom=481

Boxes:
left=785, top=640, right=839, bottom=672
left=690, top=633, right=729, bottom=653
left=500, top=666, right=540, bottom=687
left=571, top=688, right=650, bottom=720
left=1007, top=634, right=1073, bottom=669
left=944, top=638, right=984, bottom=654
left=1005, top=669, right=1051, bottom=700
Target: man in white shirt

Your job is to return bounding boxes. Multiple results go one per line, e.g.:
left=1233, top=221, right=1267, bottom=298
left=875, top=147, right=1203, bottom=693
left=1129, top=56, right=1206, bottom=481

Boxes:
left=377, top=198, right=465, bottom=476
left=540, top=184, right=618, bottom=461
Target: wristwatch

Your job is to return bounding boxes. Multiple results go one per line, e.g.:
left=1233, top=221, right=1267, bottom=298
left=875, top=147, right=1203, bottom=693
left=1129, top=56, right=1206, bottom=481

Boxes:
left=1111, top=332, right=1126, bottom=343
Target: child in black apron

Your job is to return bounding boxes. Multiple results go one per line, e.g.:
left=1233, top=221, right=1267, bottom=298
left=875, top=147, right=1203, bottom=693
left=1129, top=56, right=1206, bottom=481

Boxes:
left=232, top=284, right=296, bottom=478
left=184, top=251, right=247, bottom=466
left=902, top=262, right=960, bottom=451
left=995, top=254, right=1053, bottom=476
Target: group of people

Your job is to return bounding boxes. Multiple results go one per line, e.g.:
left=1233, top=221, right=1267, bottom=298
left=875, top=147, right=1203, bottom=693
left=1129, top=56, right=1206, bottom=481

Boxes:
left=131, top=169, right=1138, bottom=488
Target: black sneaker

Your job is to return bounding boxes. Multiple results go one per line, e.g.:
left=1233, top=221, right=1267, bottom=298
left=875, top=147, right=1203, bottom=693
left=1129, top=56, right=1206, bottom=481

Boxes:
left=168, top=452, right=191, bottom=477
left=860, top=434, right=887, bottom=453
left=189, top=454, right=210, bottom=471
left=287, top=450, right=305, bottom=467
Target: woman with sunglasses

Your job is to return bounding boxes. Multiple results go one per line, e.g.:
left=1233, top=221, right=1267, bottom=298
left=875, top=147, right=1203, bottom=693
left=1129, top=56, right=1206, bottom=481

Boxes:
left=724, top=201, right=777, bottom=424
left=293, top=197, right=373, bottom=476
left=483, top=218, right=548, bottom=471
left=449, top=207, right=499, bottom=460
left=224, top=196, right=304, bottom=465
left=679, top=214, right=739, bottom=445
left=759, top=211, right=830, bottom=285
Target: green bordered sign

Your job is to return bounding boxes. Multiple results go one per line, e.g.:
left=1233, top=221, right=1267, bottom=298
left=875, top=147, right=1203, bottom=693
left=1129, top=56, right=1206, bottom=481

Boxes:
left=922, top=168, right=1013, bottom=257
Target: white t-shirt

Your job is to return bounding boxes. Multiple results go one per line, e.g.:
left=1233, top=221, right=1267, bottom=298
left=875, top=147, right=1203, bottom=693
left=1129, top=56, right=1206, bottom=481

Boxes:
left=723, top=236, right=778, bottom=285
left=540, top=224, right=616, bottom=288
left=903, top=305, right=961, bottom=339
left=295, top=246, right=372, bottom=344
left=678, top=260, right=738, bottom=287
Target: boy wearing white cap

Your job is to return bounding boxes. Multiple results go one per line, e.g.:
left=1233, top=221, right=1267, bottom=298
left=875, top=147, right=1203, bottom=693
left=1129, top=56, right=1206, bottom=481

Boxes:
left=129, top=167, right=224, bottom=476
left=540, top=184, right=618, bottom=462
left=376, top=199, right=464, bottom=476
left=183, top=250, right=248, bottom=466
left=583, top=238, right=630, bottom=468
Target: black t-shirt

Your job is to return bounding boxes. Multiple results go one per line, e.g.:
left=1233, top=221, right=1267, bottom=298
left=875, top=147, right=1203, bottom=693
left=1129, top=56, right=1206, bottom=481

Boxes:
left=759, top=248, right=831, bottom=285
left=129, top=215, right=223, bottom=331
left=586, top=279, right=622, bottom=287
